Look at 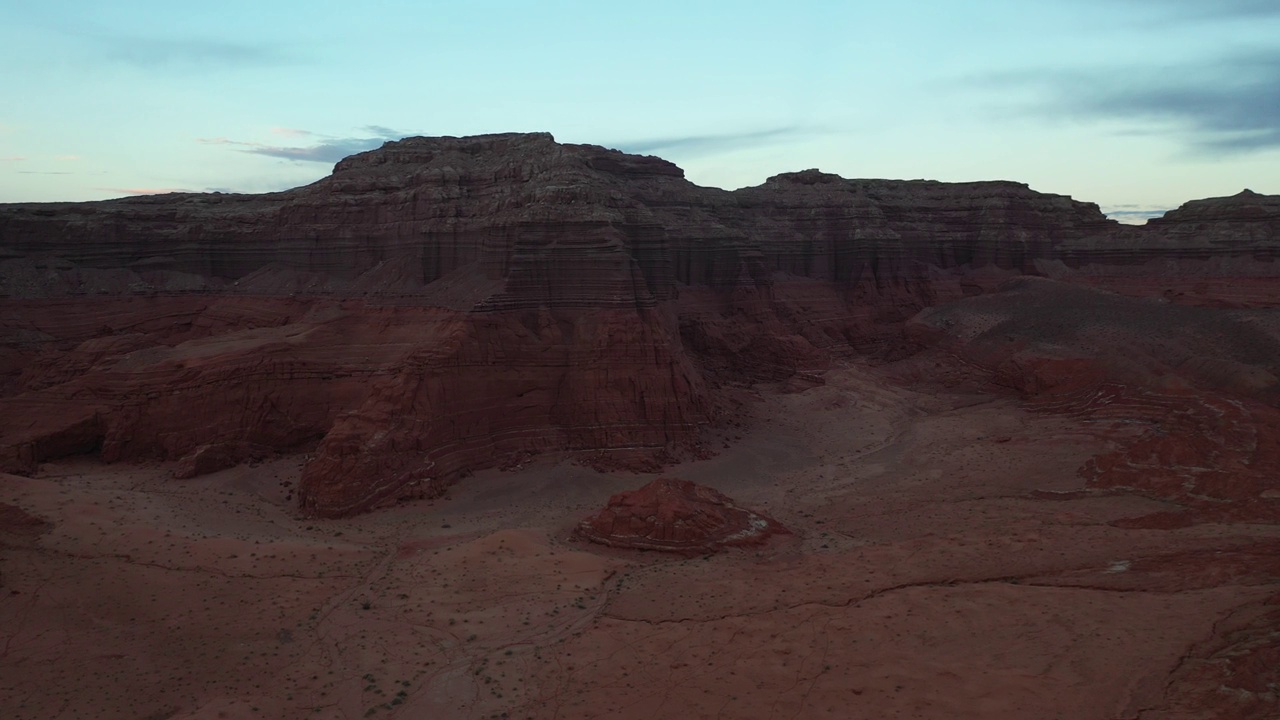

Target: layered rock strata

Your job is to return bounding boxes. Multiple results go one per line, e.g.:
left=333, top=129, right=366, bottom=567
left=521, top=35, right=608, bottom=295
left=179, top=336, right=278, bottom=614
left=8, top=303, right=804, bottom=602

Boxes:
left=2, top=132, right=1278, bottom=515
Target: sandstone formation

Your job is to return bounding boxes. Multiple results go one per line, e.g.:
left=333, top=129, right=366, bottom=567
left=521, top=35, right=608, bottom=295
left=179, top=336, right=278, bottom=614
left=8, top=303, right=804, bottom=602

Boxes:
left=3, top=136, right=1280, bottom=718
left=2, top=132, right=1278, bottom=517
left=904, top=277, right=1280, bottom=526
left=574, top=477, right=789, bottom=553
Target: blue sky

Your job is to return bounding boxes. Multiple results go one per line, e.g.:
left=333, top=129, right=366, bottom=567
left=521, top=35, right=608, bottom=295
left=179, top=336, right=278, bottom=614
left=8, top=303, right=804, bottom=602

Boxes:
left=2, top=0, right=1277, bottom=221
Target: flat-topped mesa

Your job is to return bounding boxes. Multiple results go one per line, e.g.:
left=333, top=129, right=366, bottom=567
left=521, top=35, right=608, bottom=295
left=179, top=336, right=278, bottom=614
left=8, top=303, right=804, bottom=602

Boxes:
left=3, top=135, right=1275, bottom=296
left=310, top=133, right=686, bottom=308
left=1143, top=189, right=1280, bottom=254
left=575, top=478, right=790, bottom=555
left=1152, top=189, right=1280, bottom=225
left=330, top=132, right=560, bottom=173
left=0, top=133, right=688, bottom=307
left=1049, top=190, right=1280, bottom=274
left=332, top=132, right=683, bottom=178
left=728, top=172, right=1116, bottom=278
left=5, top=133, right=1264, bottom=305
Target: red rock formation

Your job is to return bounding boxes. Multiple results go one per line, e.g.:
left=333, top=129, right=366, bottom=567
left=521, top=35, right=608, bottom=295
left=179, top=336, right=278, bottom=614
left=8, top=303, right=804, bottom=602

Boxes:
left=2, top=132, right=1278, bottom=516
left=296, top=306, right=709, bottom=517
left=1148, top=189, right=1280, bottom=247
left=905, top=277, right=1280, bottom=526
left=575, top=478, right=789, bottom=554
left=1157, top=590, right=1280, bottom=719
left=0, top=296, right=710, bottom=517
left=1045, top=190, right=1280, bottom=307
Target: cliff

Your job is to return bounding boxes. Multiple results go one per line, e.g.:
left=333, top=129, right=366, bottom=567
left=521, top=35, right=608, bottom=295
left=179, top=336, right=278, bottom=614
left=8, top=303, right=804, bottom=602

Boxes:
left=2, top=132, right=1277, bottom=516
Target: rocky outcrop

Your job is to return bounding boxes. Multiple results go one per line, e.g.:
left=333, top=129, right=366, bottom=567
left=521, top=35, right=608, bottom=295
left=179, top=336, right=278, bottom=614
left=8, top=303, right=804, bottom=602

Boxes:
left=904, top=277, right=1280, bottom=526
left=1041, top=190, right=1280, bottom=307
left=2, top=132, right=1278, bottom=516
left=1148, top=189, right=1280, bottom=247
left=906, top=277, right=1280, bottom=399
left=296, top=306, right=708, bottom=517
left=0, top=134, right=687, bottom=305
left=0, top=297, right=709, bottom=517
left=575, top=478, right=789, bottom=554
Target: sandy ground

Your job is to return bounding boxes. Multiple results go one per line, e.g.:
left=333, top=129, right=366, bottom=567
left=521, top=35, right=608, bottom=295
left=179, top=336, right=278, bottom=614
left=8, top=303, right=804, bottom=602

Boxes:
left=3, top=363, right=1278, bottom=720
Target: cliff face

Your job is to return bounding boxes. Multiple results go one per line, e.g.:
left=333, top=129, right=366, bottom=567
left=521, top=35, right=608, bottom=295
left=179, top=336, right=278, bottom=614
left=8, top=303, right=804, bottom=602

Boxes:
left=2, top=132, right=1277, bottom=516
left=295, top=306, right=708, bottom=516
left=0, top=133, right=1119, bottom=302
left=1148, top=189, right=1280, bottom=247
left=0, top=298, right=710, bottom=517
left=0, top=134, right=688, bottom=303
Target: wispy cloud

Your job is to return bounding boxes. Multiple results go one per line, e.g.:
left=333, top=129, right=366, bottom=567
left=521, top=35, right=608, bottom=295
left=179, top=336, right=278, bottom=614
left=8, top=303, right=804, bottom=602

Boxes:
left=0, top=156, right=25, bottom=162
left=55, top=154, right=81, bottom=161
left=987, top=50, right=1280, bottom=155
left=610, top=127, right=820, bottom=157
left=97, top=187, right=191, bottom=196
left=362, top=125, right=401, bottom=138
left=270, top=127, right=314, bottom=138
left=19, top=171, right=74, bottom=175
left=199, top=125, right=407, bottom=163
left=90, top=35, right=292, bottom=70
left=20, top=10, right=297, bottom=72
left=1109, top=0, right=1280, bottom=21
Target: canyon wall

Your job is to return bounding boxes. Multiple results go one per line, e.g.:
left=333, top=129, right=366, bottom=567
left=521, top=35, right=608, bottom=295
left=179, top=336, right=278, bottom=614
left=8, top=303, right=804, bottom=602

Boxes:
left=3, top=132, right=1277, bottom=515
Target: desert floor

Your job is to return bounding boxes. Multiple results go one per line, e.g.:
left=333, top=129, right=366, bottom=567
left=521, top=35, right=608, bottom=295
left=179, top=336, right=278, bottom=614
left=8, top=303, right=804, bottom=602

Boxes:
left=3, top=362, right=1278, bottom=720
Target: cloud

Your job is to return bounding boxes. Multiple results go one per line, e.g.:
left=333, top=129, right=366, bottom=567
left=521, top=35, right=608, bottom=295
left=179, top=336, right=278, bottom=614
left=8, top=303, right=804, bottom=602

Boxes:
left=610, top=127, right=819, bottom=157
left=55, top=155, right=81, bottom=161
left=1102, top=206, right=1171, bottom=224
left=1110, top=0, right=1280, bottom=20
left=97, top=187, right=192, bottom=196
left=270, top=128, right=313, bottom=138
left=990, top=50, right=1280, bottom=155
left=0, top=156, right=25, bottom=162
left=18, top=171, right=74, bottom=175
left=362, top=125, right=402, bottom=138
left=91, top=35, right=291, bottom=70
left=21, top=11, right=296, bottom=71
left=199, top=126, right=407, bottom=163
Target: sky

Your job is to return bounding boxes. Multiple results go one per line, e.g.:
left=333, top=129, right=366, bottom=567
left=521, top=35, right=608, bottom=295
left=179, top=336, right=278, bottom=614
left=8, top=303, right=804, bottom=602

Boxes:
left=1, top=0, right=1278, bottom=222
